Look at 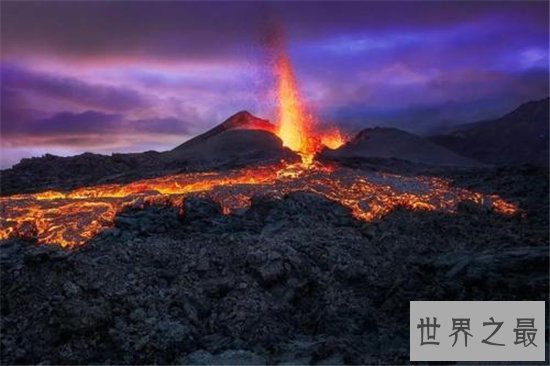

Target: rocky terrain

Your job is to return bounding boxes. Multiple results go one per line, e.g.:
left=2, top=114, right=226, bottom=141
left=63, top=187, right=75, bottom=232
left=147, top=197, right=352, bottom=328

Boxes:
left=1, top=164, right=548, bottom=365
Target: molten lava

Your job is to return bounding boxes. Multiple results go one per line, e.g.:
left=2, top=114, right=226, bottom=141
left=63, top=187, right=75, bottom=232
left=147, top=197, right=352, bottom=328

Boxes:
left=320, top=128, right=348, bottom=150
left=275, top=52, right=318, bottom=164
left=0, top=161, right=518, bottom=248
left=272, top=39, right=345, bottom=164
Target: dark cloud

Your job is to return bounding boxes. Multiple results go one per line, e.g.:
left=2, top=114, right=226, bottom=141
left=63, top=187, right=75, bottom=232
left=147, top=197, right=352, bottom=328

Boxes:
left=2, top=109, right=192, bottom=138
left=2, top=110, right=122, bottom=136
left=1, top=1, right=547, bottom=61
left=1, top=88, right=36, bottom=127
left=130, top=117, right=192, bottom=134
left=1, top=64, right=150, bottom=112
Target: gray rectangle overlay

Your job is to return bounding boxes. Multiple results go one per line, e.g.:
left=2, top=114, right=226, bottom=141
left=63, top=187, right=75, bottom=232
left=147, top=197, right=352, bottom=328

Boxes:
left=410, top=301, right=545, bottom=361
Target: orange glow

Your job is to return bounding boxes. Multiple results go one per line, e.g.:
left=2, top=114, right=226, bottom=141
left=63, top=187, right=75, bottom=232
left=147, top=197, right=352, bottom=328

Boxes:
left=272, top=43, right=346, bottom=165
left=274, top=52, right=319, bottom=165
left=0, top=161, right=519, bottom=248
left=320, top=128, right=347, bottom=150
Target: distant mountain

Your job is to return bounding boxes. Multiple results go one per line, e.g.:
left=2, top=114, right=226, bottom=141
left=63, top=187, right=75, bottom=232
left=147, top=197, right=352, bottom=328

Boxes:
left=431, top=98, right=549, bottom=166
left=323, top=127, right=482, bottom=167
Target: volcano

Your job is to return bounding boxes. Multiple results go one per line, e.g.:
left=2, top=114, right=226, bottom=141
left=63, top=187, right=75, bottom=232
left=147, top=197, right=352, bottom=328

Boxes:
left=0, top=53, right=524, bottom=248
left=0, top=110, right=519, bottom=247
left=324, top=127, right=482, bottom=167
left=1, top=105, right=546, bottom=364
left=2, top=3, right=548, bottom=364
left=1, top=97, right=547, bottom=366
left=172, top=110, right=276, bottom=151
left=167, top=111, right=297, bottom=166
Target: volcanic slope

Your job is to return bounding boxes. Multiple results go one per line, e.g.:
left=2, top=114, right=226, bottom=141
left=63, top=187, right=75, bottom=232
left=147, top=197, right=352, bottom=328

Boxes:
left=323, top=127, right=482, bottom=167
left=431, top=97, right=549, bottom=166
left=168, top=111, right=296, bottom=165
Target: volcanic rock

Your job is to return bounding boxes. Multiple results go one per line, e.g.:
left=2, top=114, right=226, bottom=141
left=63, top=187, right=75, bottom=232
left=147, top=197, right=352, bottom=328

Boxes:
left=55, top=299, right=112, bottom=332
left=0, top=167, right=548, bottom=364
left=178, top=350, right=267, bottom=365
left=431, top=97, right=549, bottom=166
left=324, top=127, right=482, bottom=167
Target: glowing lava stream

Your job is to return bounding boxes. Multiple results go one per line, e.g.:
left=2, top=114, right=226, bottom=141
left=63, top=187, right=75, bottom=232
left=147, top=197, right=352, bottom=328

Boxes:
left=0, top=161, right=518, bottom=248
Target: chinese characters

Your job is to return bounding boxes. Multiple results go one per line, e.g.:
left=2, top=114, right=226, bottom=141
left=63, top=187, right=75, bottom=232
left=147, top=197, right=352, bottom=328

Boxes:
left=417, top=317, right=537, bottom=347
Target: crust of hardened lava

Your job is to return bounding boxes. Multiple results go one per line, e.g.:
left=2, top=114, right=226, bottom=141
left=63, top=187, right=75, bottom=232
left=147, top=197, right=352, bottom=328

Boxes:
left=1, top=162, right=548, bottom=365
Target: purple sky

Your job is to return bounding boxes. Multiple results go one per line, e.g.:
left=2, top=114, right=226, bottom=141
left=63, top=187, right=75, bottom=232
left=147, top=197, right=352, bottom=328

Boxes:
left=1, top=1, right=548, bottom=168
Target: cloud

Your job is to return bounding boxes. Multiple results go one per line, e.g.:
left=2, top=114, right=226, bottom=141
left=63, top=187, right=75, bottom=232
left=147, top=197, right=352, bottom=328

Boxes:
left=2, top=110, right=121, bottom=136
left=0, top=108, right=196, bottom=167
left=1, top=2, right=547, bottom=62
left=2, top=109, right=193, bottom=137
left=1, top=64, right=150, bottom=112
left=130, top=117, right=192, bottom=134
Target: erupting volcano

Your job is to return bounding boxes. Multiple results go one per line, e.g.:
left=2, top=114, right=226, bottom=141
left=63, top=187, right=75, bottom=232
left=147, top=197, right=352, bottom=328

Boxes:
left=0, top=46, right=519, bottom=248
left=2, top=3, right=548, bottom=365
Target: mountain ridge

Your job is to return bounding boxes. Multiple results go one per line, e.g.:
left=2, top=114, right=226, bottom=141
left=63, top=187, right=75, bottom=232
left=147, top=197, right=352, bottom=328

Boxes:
left=431, top=97, right=549, bottom=166
left=323, top=126, right=482, bottom=167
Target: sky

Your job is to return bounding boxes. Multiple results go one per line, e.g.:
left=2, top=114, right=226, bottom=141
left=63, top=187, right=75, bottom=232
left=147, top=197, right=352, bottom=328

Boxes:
left=1, top=1, right=548, bottom=168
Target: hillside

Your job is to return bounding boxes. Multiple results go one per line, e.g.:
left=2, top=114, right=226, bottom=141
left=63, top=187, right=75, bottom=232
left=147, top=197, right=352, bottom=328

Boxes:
left=324, top=127, right=481, bottom=167
left=431, top=98, right=549, bottom=166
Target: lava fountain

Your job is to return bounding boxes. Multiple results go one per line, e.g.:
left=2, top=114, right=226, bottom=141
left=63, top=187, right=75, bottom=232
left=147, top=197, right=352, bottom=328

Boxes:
left=272, top=33, right=346, bottom=165
left=274, top=51, right=319, bottom=164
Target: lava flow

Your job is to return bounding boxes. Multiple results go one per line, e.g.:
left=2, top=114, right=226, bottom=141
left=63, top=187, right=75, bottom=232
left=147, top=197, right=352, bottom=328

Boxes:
left=0, top=161, right=519, bottom=247
left=0, top=42, right=519, bottom=248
